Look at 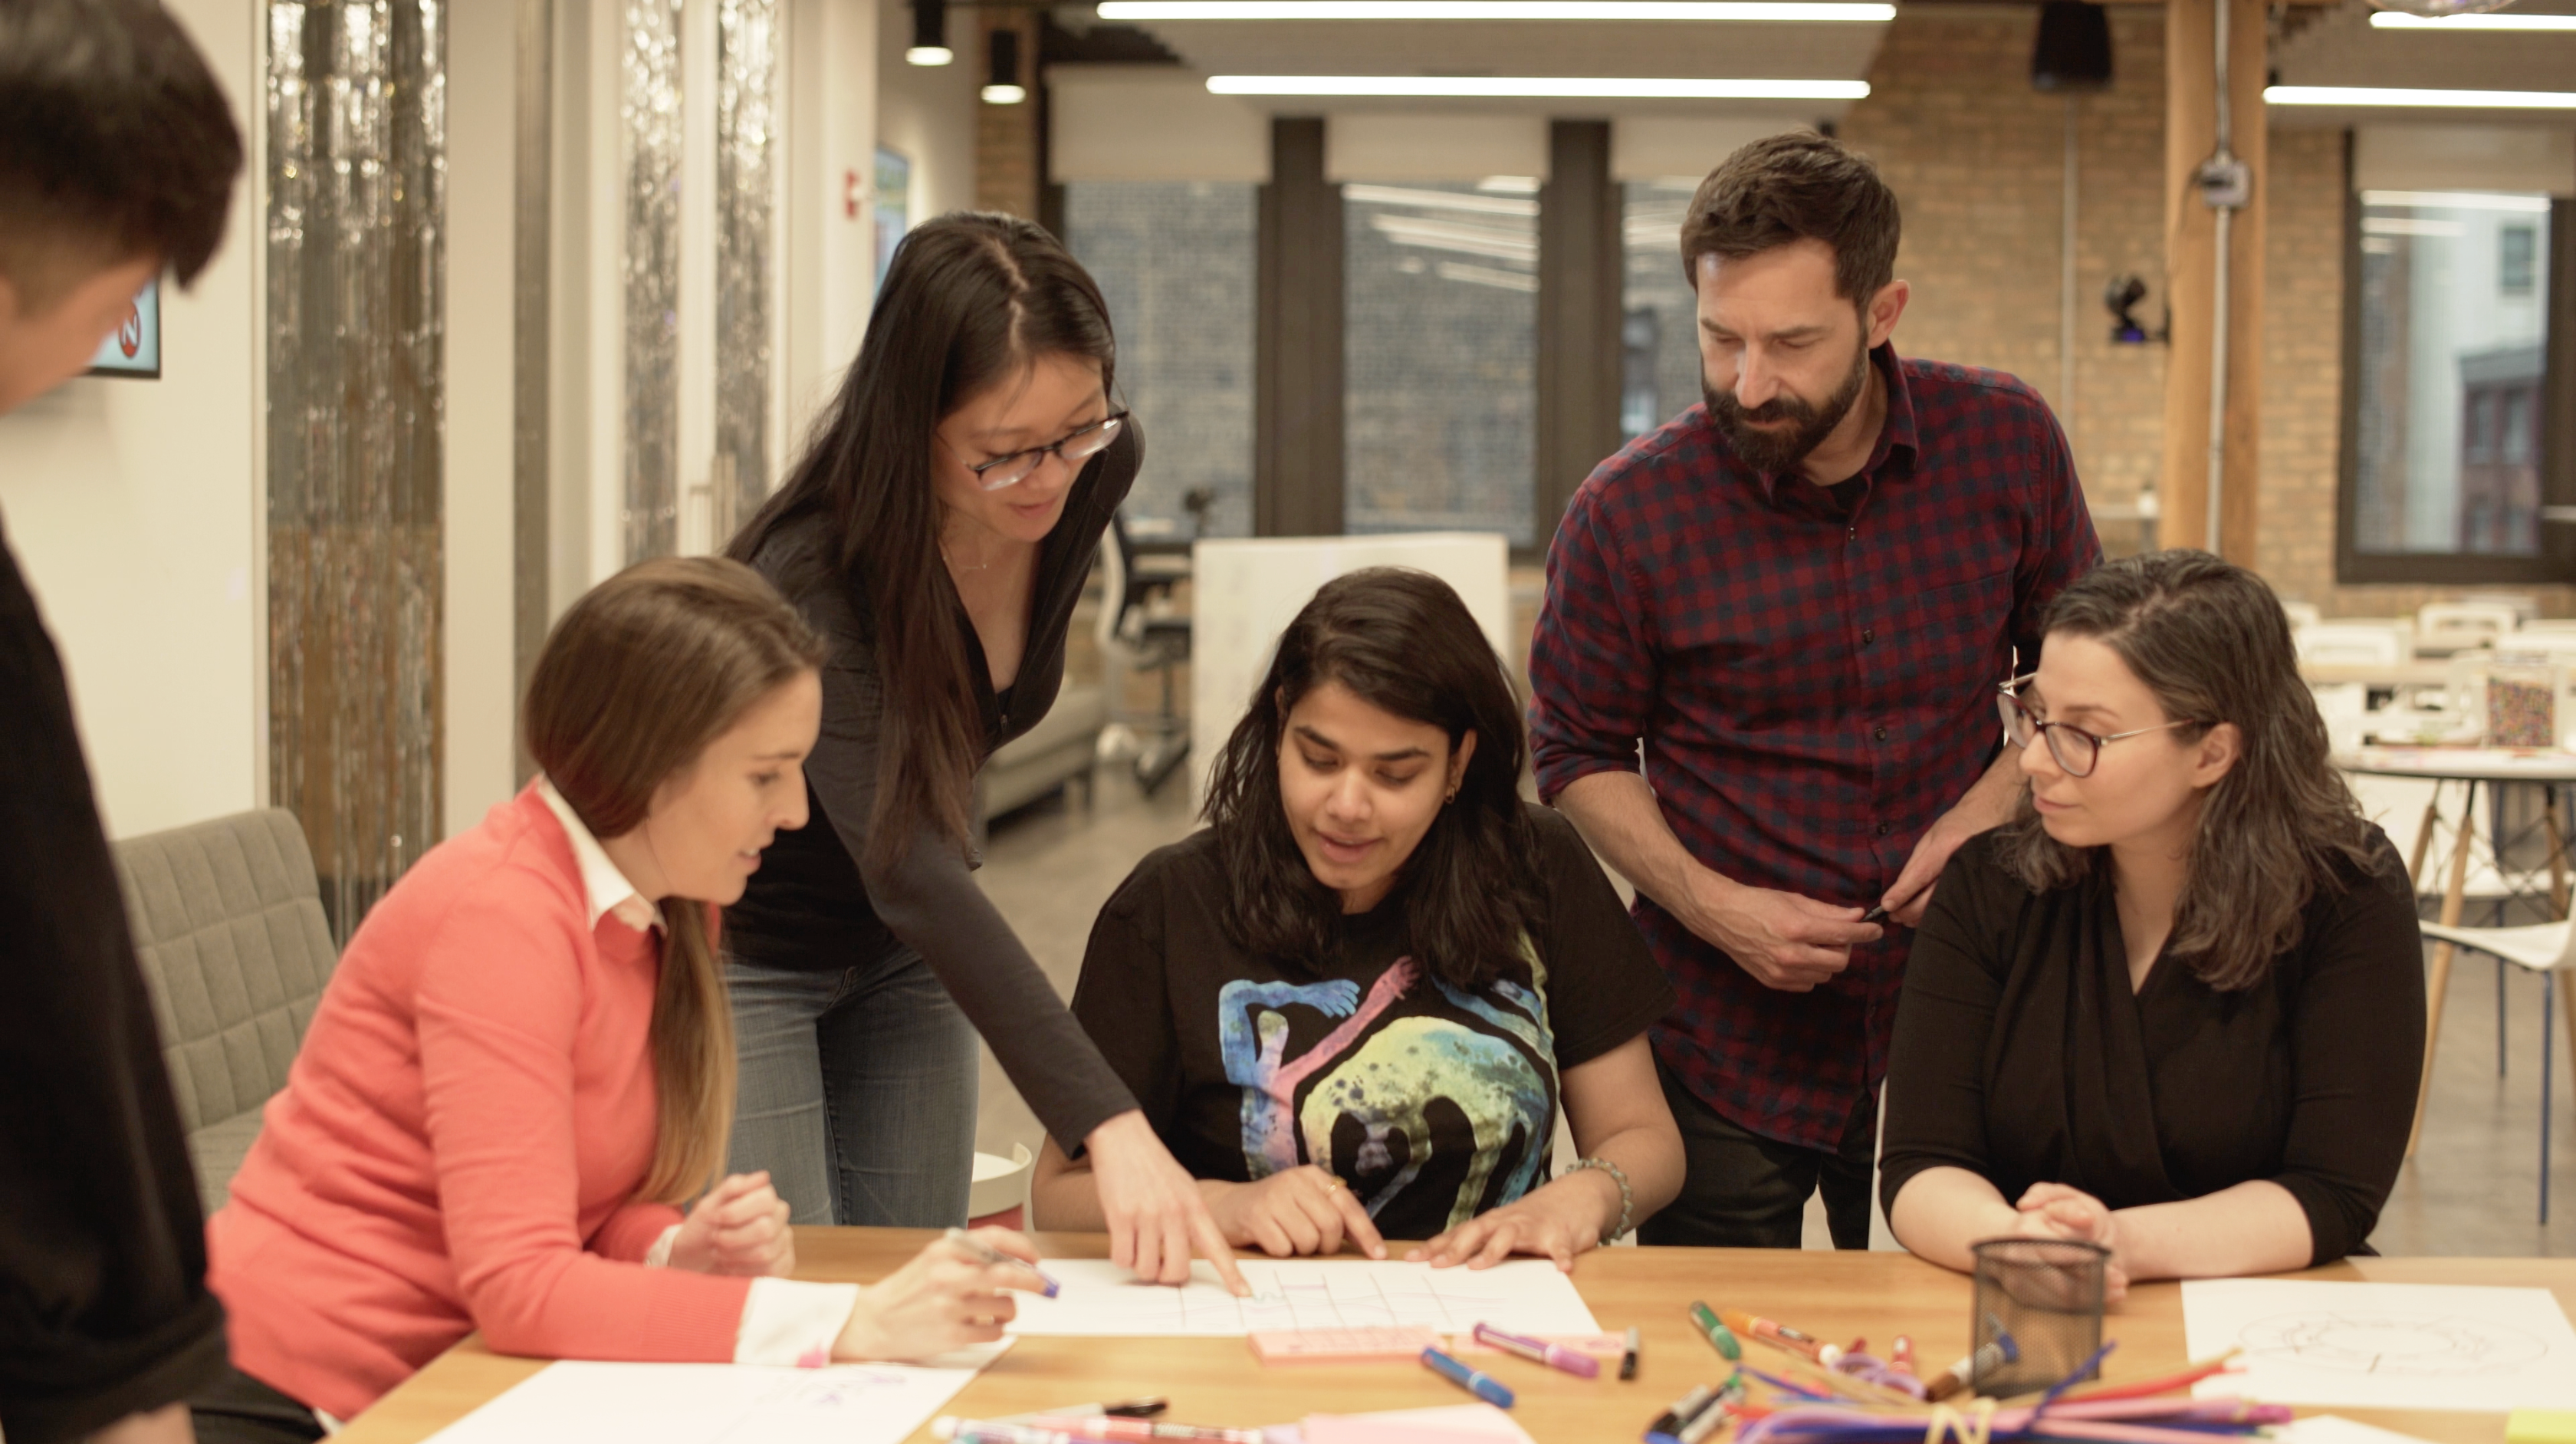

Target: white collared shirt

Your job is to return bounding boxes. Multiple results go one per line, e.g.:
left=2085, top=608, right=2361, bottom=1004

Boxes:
left=535, top=779, right=665, bottom=934
left=535, top=779, right=859, bottom=1363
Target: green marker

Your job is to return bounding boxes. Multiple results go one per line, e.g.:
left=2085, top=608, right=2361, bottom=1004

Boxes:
left=1687, top=1301, right=1741, bottom=1360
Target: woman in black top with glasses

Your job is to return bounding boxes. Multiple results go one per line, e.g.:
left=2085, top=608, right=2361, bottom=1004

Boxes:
left=1880, top=551, right=2422, bottom=1301
left=721, top=213, right=1244, bottom=1292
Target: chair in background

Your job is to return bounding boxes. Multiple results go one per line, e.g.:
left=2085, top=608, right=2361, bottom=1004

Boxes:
left=2413, top=914, right=2576, bottom=1222
left=2517, top=620, right=2576, bottom=636
left=2296, top=621, right=2411, bottom=666
left=2417, top=600, right=2521, bottom=656
left=115, top=808, right=339, bottom=1214
left=2279, top=600, right=2323, bottom=632
left=1100, top=510, right=1194, bottom=794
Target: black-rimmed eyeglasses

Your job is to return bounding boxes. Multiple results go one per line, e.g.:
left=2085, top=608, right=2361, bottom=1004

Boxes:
left=1996, top=674, right=2200, bottom=778
left=961, top=411, right=1129, bottom=492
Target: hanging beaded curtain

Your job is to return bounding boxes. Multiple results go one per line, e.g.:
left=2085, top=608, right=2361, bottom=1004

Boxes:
left=267, top=0, right=446, bottom=943
left=623, top=0, right=682, bottom=561
left=714, top=0, right=777, bottom=544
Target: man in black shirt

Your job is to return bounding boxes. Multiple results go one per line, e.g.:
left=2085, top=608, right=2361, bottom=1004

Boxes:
left=1, top=5, right=245, bottom=1441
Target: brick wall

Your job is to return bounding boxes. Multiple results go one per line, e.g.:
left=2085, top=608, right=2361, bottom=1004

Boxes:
left=976, top=10, right=1043, bottom=218
left=1839, top=6, right=2570, bottom=614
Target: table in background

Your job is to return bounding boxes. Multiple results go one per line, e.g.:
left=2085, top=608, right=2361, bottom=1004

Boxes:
left=337, top=1230, right=2576, bottom=1444
left=2336, top=747, right=2576, bottom=1155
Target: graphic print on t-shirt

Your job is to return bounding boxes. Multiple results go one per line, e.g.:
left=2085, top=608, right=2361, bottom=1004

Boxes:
left=1218, top=952, right=1559, bottom=1234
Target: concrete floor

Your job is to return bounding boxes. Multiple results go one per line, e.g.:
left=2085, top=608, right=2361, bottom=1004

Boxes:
left=969, top=768, right=2576, bottom=1258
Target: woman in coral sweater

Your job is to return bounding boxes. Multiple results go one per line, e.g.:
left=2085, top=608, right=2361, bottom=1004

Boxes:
left=191, top=558, right=1044, bottom=1444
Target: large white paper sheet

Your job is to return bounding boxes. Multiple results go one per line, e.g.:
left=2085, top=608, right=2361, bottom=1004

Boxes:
left=1007, top=1258, right=1600, bottom=1337
left=2184, top=1279, right=2576, bottom=1413
left=422, top=1342, right=1008, bottom=1444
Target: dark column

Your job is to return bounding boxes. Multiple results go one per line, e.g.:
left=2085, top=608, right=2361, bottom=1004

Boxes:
left=1255, top=117, right=1345, bottom=537
left=1535, top=119, right=1622, bottom=549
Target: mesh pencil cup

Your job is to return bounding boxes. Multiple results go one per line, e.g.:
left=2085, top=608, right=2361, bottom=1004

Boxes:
left=1968, top=1238, right=2108, bottom=1396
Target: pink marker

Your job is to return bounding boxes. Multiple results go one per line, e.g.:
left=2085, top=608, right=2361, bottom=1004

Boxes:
left=1470, top=1322, right=1602, bottom=1379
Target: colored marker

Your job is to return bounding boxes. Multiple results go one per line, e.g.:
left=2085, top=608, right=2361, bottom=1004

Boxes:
left=1675, top=1387, right=1733, bottom=1444
left=1687, top=1301, right=1740, bottom=1360
left=1028, top=1418, right=1265, bottom=1443
left=1621, top=1326, right=1641, bottom=1381
left=943, top=1226, right=1060, bottom=1298
left=937, top=1422, right=1074, bottom=1444
left=993, top=1400, right=1169, bottom=1426
left=1921, top=1333, right=2021, bottom=1403
left=1890, top=1336, right=1917, bottom=1377
left=1643, top=1386, right=1714, bottom=1444
left=1720, top=1309, right=1844, bottom=1367
left=1422, top=1346, right=1516, bottom=1408
left=1472, top=1322, right=1602, bottom=1378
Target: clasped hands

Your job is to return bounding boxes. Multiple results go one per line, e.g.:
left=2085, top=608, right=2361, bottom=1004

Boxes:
left=1686, top=804, right=1985, bottom=992
left=2004, top=1181, right=2131, bottom=1304
left=1201, top=1164, right=1612, bottom=1272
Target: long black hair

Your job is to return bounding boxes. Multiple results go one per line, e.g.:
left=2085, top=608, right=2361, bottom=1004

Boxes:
left=1204, top=568, right=1543, bottom=988
left=728, top=212, right=1115, bottom=870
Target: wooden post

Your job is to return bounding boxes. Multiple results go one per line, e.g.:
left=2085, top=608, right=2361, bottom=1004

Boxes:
left=2409, top=779, right=2476, bottom=1159
left=2158, top=0, right=2266, bottom=561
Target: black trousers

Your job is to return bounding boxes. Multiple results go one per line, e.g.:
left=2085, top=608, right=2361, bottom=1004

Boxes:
left=188, top=1365, right=326, bottom=1444
left=1637, top=1054, right=1878, bottom=1249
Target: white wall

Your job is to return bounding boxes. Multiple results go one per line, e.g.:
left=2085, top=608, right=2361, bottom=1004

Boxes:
left=445, top=0, right=522, bottom=837
left=0, top=0, right=261, bottom=840
left=876, top=0, right=980, bottom=232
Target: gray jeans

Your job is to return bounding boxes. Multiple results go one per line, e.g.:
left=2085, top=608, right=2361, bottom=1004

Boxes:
left=724, top=947, right=980, bottom=1227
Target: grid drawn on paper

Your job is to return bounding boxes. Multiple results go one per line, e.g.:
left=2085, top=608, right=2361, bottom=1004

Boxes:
left=1099, top=1264, right=1536, bottom=1334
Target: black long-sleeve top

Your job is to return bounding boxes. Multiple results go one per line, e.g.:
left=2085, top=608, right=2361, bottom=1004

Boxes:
left=0, top=516, right=228, bottom=1442
left=1878, top=826, right=2424, bottom=1267
left=721, top=427, right=1141, bottom=1150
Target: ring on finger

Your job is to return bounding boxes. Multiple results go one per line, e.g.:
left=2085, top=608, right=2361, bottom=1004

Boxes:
left=1319, top=1175, right=1346, bottom=1193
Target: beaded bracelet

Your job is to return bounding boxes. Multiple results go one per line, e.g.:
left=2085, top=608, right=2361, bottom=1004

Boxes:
left=1562, top=1156, right=1634, bottom=1245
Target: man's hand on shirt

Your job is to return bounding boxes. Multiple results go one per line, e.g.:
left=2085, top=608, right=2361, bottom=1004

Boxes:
left=669, top=1170, right=796, bottom=1277
left=1687, top=873, right=1881, bottom=992
left=1883, top=749, right=2028, bottom=926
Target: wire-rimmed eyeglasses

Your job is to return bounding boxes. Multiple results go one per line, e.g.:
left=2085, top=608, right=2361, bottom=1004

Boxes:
left=961, top=410, right=1129, bottom=492
left=1996, top=674, right=2200, bottom=778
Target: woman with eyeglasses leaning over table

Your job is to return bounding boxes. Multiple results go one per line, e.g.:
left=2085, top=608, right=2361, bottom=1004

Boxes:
left=1030, top=568, right=1686, bottom=1268
left=1878, top=550, right=2424, bottom=1301
left=192, top=560, right=1046, bottom=1444
left=719, top=212, right=1244, bottom=1291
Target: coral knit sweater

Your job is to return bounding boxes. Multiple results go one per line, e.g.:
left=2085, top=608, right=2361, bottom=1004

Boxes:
left=207, top=786, right=751, bottom=1422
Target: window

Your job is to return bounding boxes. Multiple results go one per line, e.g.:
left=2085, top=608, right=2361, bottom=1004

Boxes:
left=2341, top=189, right=2565, bottom=581
left=1062, top=181, right=1257, bottom=540
left=1620, top=179, right=1705, bottom=442
left=1343, top=179, right=1539, bottom=546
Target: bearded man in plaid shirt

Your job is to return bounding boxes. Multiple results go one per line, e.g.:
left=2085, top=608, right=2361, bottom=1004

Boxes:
left=1530, top=133, right=2100, bottom=1248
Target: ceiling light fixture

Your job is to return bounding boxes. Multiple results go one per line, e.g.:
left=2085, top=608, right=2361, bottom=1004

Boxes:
left=2264, top=84, right=2576, bottom=107
left=1103, top=1, right=1893, bottom=18
left=2369, top=10, right=2576, bottom=28
left=907, top=0, right=954, bottom=65
left=1207, top=74, right=1871, bottom=97
left=983, top=28, right=1027, bottom=102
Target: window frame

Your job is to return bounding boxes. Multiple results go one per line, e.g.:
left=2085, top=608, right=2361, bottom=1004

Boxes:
left=2334, top=144, right=2576, bottom=586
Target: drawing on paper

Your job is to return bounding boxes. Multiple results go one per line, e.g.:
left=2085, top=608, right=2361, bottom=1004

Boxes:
left=1007, top=1258, right=1602, bottom=1338
left=2237, top=1311, right=2548, bottom=1377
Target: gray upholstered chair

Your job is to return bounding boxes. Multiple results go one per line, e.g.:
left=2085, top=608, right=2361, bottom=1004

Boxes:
left=114, top=808, right=339, bottom=1215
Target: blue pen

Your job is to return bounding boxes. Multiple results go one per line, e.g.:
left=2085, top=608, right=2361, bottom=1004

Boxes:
left=1421, top=1346, right=1516, bottom=1408
left=944, top=1227, right=1061, bottom=1298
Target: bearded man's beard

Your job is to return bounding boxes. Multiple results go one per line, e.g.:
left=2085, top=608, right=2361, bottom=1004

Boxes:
left=1704, top=339, right=1871, bottom=475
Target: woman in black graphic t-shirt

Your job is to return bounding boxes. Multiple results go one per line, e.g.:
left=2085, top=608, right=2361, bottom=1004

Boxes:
left=1031, top=570, right=1683, bottom=1266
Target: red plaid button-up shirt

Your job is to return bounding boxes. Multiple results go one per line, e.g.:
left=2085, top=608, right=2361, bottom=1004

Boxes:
left=1530, top=344, right=2101, bottom=1151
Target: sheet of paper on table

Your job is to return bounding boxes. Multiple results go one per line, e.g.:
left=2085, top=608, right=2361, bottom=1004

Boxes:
left=2184, top=1279, right=2576, bottom=1413
left=421, top=1341, right=1010, bottom=1444
left=2270, top=1416, right=2440, bottom=1444
left=1007, top=1259, right=1601, bottom=1337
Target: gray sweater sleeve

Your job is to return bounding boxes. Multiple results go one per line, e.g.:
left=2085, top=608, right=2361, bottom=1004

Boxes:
left=794, top=567, right=1141, bottom=1152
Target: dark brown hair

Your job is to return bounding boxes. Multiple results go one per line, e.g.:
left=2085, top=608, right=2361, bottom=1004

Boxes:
left=1204, top=568, right=1541, bottom=988
left=524, top=555, right=827, bottom=1202
left=1993, top=550, right=2390, bottom=992
left=728, top=212, right=1116, bottom=872
left=0, top=0, right=242, bottom=308
left=1681, top=131, right=1900, bottom=307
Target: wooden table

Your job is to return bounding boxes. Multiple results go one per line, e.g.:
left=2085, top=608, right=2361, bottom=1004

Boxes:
left=337, top=1231, right=2576, bottom=1444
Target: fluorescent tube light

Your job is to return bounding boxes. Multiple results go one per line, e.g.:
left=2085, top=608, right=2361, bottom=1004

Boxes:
left=2264, top=84, right=2576, bottom=108
left=1105, top=1, right=1892, bottom=18
left=2361, top=189, right=2552, bottom=212
left=1208, top=74, right=1871, bottom=97
left=2370, top=12, right=2576, bottom=30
